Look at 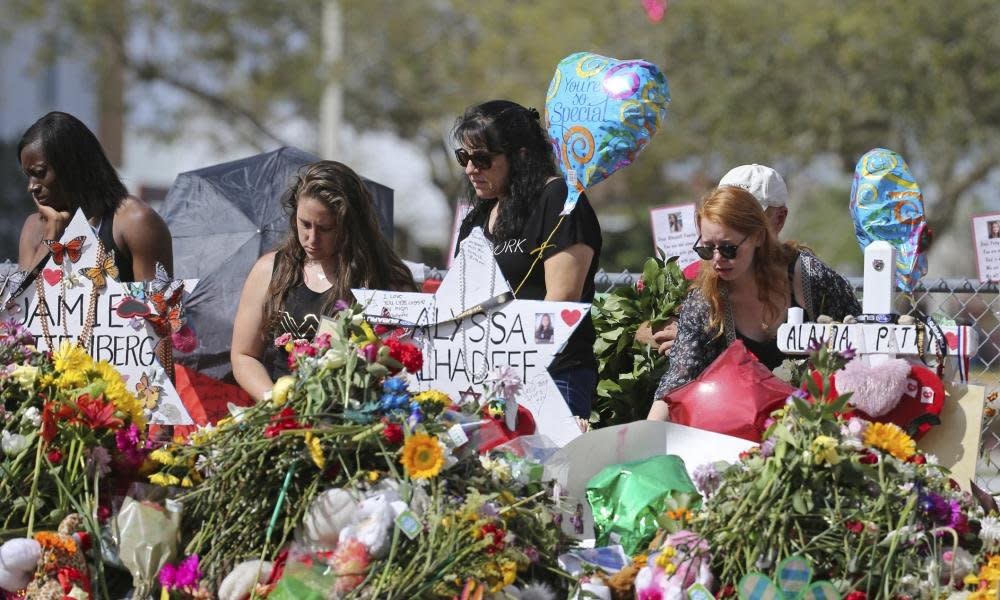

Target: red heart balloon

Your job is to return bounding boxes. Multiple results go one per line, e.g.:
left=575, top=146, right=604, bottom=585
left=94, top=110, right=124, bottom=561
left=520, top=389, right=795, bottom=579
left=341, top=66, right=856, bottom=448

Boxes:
left=666, top=340, right=794, bottom=442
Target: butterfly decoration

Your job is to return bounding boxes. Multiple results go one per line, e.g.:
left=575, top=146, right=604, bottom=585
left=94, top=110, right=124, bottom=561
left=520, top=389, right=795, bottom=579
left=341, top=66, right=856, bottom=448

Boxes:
left=0, top=269, right=27, bottom=309
left=148, top=263, right=184, bottom=314
left=79, top=250, right=119, bottom=289
left=135, top=371, right=164, bottom=411
left=737, top=556, right=838, bottom=600
left=145, top=305, right=182, bottom=338
left=125, top=281, right=148, bottom=301
left=44, top=236, right=86, bottom=266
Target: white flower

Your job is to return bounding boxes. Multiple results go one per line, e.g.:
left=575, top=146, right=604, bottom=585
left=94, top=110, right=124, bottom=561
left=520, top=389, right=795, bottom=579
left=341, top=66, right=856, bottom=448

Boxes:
left=1, top=430, right=29, bottom=456
left=478, top=455, right=512, bottom=483
left=20, top=407, right=40, bottom=427
left=924, top=453, right=939, bottom=466
left=980, top=515, right=1000, bottom=551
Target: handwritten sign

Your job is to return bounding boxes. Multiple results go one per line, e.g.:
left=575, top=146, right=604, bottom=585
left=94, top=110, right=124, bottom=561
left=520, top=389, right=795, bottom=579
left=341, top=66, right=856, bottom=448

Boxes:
left=354, top=228, right=587, bottom=446
left=649, top=203, right=698, bottom=267
left=777, top=322, right=976, bottom=358
left=972, top=212, right=1000, bottom=283
left=1, top=211, right=194, bottom=424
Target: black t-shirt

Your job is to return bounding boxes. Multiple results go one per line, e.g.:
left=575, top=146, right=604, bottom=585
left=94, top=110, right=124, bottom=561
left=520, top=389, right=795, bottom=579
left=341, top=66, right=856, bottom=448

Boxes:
left=456, top=179, right=602, bottom=373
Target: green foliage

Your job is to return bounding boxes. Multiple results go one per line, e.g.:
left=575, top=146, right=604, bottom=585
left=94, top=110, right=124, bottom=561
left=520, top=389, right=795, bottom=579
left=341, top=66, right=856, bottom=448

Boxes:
left=591, top=255, right=689, bottom=425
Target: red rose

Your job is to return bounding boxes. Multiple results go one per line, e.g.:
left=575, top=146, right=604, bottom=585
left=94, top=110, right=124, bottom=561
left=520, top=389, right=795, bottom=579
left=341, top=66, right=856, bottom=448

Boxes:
left=908, top=454, right=926, bottom=465
left=635, top=277, right=645, bottom=292
left=859, top=452, right=878, bottom=465
left=845, top=592, right=867, bottom=600
left=845, top=520, right=865, bottom=534
left=381, top=420, right=404, bottom=445
left=47, top=449, right=62, bottom=464
left=97, top=505, right=112, bottom=524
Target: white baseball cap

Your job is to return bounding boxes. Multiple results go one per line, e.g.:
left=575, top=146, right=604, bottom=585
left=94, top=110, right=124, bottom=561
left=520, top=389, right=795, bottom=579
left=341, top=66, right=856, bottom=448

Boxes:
left=718, top=164, right=789, bottom=208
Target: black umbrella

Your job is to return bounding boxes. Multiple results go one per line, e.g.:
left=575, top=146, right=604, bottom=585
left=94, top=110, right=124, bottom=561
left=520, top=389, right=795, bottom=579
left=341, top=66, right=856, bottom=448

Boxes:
left=160, top=146, right=394, bottom=380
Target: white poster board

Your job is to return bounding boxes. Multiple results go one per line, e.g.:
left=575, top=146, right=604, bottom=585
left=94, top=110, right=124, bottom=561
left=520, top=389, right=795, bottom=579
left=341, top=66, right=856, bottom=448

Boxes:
left=972, top=212, right=1000, bottom=283
left=650, top=203, right=698, bottom=267
left=445, top=201, right=473, bottom=268
left=354, top=228, right=587, bottom=446
left=1, top=211, right=194, bottom=424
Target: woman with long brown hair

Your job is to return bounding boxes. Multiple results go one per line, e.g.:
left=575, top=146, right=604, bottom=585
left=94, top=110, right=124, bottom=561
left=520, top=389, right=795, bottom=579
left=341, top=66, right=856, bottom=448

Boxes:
left=648, top=186, right=859, bottom=420
left=231, top=161, right=414, bottom=401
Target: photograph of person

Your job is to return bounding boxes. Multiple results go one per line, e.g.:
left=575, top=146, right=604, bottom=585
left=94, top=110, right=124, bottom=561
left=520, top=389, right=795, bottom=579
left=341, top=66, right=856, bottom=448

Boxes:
left=989, top=219, right=1000, bottom=239
left=668, top=212, right=683, bottom=233
left=534, top=312, right=554, bottom=343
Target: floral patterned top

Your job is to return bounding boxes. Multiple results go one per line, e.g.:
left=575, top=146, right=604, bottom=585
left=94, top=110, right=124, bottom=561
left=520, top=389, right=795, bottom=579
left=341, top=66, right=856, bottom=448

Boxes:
left=653, top=251, right=861, bottom=400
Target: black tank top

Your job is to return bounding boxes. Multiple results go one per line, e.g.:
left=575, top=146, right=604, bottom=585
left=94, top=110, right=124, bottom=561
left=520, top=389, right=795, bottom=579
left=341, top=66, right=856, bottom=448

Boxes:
left=735, top=254, right=801, bottom=370
left=262, top=278, right=328, bottom=379
left=97, top=210, right=135, bottom=282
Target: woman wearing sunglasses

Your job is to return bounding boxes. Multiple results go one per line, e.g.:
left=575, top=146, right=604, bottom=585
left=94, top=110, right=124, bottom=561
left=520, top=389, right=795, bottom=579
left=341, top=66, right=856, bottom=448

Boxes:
left=453, top=100, right=602, bottom=419
left=647, top=186, right=859, bottom=420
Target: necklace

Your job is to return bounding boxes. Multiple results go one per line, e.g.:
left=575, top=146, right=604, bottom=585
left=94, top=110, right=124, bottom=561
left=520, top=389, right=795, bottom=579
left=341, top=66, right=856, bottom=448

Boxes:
left=37, top=240, right=102, bottom=351
left=305, top=261, right=329, bottom=281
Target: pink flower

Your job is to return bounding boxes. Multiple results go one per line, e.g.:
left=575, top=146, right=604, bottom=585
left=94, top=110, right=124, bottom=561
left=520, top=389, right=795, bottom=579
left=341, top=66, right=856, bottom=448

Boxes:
left=159, top=554, right=202, bottom=590
left=331, top=539, right=369, bottom=594
left=274, top=333, right=293, bottom=347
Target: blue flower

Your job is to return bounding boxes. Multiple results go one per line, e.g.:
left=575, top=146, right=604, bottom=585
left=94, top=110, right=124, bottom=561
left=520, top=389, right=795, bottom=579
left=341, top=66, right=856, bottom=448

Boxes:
left=383, top=377, right=409, bottom=394
left=379, top=392, right=410, bottom=412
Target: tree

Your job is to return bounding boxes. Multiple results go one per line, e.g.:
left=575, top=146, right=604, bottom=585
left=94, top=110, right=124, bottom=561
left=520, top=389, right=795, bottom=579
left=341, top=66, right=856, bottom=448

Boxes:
left=4, top=0, right=998, bottom=269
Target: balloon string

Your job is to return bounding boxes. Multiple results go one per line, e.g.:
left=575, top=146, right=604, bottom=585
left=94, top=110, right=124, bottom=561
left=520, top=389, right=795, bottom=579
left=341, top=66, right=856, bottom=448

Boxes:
left=513, top=215, right=566, bottom=297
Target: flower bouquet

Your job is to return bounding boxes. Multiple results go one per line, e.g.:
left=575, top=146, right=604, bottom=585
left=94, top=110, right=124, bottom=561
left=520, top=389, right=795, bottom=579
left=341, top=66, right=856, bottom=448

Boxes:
left=691, top=346, right=986, bottom=598
left=592, top=256, right=689, bottom=425
left=148, top=306, right=573, bottom=597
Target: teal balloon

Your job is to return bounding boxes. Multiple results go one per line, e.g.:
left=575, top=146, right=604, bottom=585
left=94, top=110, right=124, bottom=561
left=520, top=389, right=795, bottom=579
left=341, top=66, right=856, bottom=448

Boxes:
left=545, top=52, right=670, bottom=215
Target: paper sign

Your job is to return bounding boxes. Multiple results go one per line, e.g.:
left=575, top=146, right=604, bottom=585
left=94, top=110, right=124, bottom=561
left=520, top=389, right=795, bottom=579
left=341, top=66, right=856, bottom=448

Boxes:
left=918, top=383, right=986, bottom=491
left=650, top=203, right=698, bottom=267
left=546, top=420, right=754, bottom=539
left=354, top=228, right=587, bottom=446
left=1, top=211, right=195, bottom=424
left=445, top=201, right=473, bottom=268
left=972, top=212, right=1000, bottom=283
left=777, top=322, right=976, bottom=358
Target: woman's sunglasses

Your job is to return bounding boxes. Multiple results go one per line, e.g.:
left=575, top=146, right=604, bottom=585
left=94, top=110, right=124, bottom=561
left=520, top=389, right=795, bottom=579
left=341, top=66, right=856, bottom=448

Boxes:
left=692, top=235, right=748, bottom=260
left=454, top=148, right=496, bottom=170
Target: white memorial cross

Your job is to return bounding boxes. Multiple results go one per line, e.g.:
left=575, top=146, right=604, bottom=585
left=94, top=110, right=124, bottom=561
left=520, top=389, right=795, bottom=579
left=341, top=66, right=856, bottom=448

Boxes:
left=778, top=241, right=976, bottom=373
left=353, top=228, right=589, bottom=446
left=1, top=211, right=196, bottom=424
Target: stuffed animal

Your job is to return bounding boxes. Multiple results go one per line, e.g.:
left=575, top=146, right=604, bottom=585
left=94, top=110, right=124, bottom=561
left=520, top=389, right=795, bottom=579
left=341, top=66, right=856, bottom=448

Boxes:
left=24, top=513, right=91, bottom=599
left=0, top=538, right=41, bottom=592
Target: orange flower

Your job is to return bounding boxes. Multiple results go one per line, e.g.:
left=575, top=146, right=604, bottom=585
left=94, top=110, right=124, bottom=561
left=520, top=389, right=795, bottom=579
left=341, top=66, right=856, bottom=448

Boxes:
left=75, top=394, right=123, bottom=430
left=34, top=531, right=77, bottom=555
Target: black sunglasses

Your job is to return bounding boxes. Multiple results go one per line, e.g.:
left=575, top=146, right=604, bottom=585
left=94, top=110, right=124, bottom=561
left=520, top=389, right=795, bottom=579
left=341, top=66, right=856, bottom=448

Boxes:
left=454, top=148, right=496, bottom=170
left=692, top=235, right=749, bottom=260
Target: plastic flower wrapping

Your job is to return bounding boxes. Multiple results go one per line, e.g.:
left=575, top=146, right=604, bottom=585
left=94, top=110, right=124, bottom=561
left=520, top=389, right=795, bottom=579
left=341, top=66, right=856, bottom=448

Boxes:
left=849, top=147, right=931, bottom=292
left=545, top=52, right=670, bottom=215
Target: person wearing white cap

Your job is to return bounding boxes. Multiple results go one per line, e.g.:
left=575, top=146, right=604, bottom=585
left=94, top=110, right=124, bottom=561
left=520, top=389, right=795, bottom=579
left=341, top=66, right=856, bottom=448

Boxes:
left=638, top=164, right=791, bottom=355
left=718, top=163, right=789, bottom=235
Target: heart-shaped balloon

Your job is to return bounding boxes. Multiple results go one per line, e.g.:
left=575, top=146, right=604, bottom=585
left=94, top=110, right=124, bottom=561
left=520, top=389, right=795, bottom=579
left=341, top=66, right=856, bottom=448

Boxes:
left=850, top=148, right=929, bottom=292
left=545, top=52, right=670, bottom=215
left=666, top=341, right=794, bottom=442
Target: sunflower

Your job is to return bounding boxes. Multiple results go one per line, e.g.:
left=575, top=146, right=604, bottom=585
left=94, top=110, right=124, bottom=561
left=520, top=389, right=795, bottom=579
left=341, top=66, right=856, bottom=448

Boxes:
left=863, top=422, right=916, bottom=461
left=400, top=432, right=444, bottom=479
left=412, top=390, right=451, bottom=417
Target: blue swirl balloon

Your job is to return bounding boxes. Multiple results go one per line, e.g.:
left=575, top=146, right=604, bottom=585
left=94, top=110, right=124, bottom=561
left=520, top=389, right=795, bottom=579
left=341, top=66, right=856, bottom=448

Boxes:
left=545, top=52, right=670, bottom=215
left=849, top=148, right=929, bottom=292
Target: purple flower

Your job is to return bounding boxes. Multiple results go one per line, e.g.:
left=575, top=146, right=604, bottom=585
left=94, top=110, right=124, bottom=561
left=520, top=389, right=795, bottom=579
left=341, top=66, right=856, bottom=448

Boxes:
left=760, top=438, right=777, bottom=458
left=693, top=462, right=721, bottom=497
left=806, top=336, right=826, bottom=352
left=839, top=345, right=857, bottom=360
left=115, top=424, right=148, bottom=467
left=524, top=546, right=540, bottom=563
left=159, top=554, right=201, bottom=590
left=334, top=299, right=351, bottom=312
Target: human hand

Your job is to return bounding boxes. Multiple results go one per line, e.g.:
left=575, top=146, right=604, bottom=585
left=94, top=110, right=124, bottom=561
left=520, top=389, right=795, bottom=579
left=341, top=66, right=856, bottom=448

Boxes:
left=34, top=197, right=72, bottom=241
left=651, top=318, right=678, bottom=356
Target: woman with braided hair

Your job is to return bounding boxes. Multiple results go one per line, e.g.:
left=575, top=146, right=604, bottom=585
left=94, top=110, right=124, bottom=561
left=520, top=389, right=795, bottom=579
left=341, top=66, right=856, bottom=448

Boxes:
left=453, top=100, right=603, bottom=419
left=231, top=161, right=414, bottom=401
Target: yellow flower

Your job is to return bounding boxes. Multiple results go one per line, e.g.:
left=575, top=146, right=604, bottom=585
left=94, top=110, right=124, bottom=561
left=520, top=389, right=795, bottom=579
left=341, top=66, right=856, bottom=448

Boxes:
left=400, top=433, right=444, bottom=479
left=499, top=560, right=517, bottom=588
left=810, top=435, right=842, bottom=466
left=53, top=342, right=92, bottom=374
left=367, top=470, right=380, bottom=482
left=149, top=473, right=180, bottom=487
left=271, top=376, right=296, bottom=406
left=150, top=449, right=177, bottom=466
left=664, top=562, right=677, bottom=575
left=655, top=553, right=672, bottom=569
left=305, top=432, right=325, bottom=469
left=11, top=364, right=39, bottom=388
left=93, top=361, right=145, bottom=426
left=863, top=422, right=916, bottom=461
left=412, top=390, right=451, bottom=417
